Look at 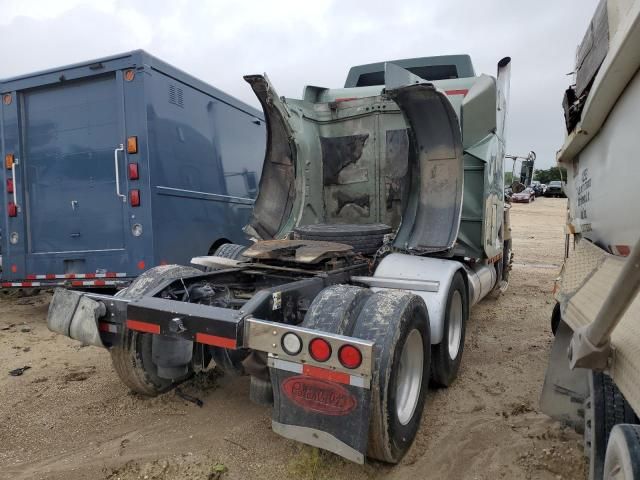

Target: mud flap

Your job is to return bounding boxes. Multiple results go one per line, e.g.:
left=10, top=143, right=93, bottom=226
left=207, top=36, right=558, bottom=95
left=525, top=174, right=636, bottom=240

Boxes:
left=539, top=320, right=589, bottom=431
left=47, top=288, right=106, bottom=347
left=270, top=365, right=371, bottom=464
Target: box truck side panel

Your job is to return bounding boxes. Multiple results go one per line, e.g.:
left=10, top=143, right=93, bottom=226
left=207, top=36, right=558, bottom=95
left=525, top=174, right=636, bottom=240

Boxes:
left=146, top=69, right=265, bottom=265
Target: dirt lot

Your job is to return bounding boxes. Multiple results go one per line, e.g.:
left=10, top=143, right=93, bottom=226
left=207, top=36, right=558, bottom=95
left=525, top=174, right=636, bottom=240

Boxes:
left=0, top=197, right=585, bottom=480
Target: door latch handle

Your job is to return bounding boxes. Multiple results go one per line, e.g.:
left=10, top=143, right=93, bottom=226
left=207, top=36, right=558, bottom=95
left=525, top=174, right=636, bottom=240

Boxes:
left=114, top=144, right=126, bottom=202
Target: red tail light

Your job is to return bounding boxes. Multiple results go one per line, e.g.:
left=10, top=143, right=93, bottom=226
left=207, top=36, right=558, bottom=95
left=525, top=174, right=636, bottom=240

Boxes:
left=129, top=189, right=140, bottom=207
left=309, top=338, right=332, bottom=362
left=128, top=163, right=139, bottom=180
left=8, top=201, right=17, bottom=217
left=6, top=178, right=14, bottom=194
left=338, top=345, right=362, bottom=369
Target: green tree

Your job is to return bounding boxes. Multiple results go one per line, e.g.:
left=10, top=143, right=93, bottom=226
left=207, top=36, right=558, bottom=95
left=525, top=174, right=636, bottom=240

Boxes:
left=504, top=171, right=514, bottom=186
left=533, top=166, right=567, bottom=184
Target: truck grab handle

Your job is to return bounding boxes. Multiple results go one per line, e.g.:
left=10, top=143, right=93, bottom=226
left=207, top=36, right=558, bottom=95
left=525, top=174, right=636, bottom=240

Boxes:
left=114, top=144, right=126, bottom=203
left=11, top=158, right=19, bottom=210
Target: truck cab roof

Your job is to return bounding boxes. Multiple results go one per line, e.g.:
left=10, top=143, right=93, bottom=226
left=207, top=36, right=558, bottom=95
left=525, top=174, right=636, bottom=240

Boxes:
left=344, top=55, right=476, bottom=88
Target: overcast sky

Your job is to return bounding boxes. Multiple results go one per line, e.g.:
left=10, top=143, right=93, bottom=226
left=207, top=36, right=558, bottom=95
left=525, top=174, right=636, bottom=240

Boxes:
left=1, top=0, right=599, bottom=170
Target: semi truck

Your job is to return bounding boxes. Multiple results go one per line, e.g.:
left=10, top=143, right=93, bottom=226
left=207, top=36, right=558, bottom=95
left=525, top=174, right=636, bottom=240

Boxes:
left=0, top=50, right=265, bottom=289
left=540, top=1, right=640, bottom=479
left=47, top=53, right=512, bottom=464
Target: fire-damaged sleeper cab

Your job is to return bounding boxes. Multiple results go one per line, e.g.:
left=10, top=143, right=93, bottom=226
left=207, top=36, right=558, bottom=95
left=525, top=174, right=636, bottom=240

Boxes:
left=47, top=53, right=512, bottom=464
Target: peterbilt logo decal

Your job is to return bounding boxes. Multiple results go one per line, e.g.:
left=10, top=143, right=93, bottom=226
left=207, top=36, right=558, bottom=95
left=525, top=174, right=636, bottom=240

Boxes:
left=282, top=376, right=357, bottom=416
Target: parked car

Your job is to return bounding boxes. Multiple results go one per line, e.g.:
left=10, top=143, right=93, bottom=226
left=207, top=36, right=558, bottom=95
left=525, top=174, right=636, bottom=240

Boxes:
left=530, top=181, right=546, bottom=196
left=504, top=186, right=513, bottom=198
left=511, top=187, right=536, bottom=203
left=544, top=180, right=566, bottom=197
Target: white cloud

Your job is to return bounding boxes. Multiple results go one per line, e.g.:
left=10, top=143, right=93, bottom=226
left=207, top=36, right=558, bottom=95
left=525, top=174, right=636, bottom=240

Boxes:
left=0, top=0, right=600, bottom=168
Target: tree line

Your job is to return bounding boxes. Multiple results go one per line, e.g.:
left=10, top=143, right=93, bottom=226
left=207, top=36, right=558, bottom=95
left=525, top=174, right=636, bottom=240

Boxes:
left=505, top=166, right=567, bottom=185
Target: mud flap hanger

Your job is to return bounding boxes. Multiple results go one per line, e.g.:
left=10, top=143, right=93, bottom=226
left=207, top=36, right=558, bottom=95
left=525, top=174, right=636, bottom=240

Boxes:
left=385, top=62, right=465, bottom=255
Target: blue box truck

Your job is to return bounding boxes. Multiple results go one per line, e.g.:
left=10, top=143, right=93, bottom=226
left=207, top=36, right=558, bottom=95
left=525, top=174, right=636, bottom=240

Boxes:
left=0, top=50, right=265, bottom=288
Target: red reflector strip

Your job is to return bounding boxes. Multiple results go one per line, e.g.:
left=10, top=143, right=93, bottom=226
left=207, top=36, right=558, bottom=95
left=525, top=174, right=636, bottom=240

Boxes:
left=61, top=273, right=127, bottom=279
left=1, top=282, right=41, bottom=287
left=445, top=89, right=469, bottom=96
left=8, top=202, right=17, bottom=217
left=126, top=319, right=160, bottom=334
left=334, top=97, right=357, bottom=103
left=6, top=178, right=14, bottom=193
left=303, top=364, right=351, bottom=386
left=98, top=322, right=119, bottom=333
left=195, top=332, right=237, bottom=349
left=70, top=280, right=119, bottom=287
left=487, top=253, right=503, bottom=264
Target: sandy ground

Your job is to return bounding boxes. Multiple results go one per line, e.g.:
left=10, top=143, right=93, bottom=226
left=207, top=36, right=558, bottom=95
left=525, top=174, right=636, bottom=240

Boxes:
left=0, top=197, right=586, bottom=480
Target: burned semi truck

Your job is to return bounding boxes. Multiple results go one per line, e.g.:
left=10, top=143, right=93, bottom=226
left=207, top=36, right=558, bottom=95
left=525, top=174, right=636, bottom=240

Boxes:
left=47, top=54, right=511, bottom=463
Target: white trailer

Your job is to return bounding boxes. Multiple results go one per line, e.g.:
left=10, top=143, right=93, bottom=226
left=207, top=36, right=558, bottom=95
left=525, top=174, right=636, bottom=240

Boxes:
left=540, top=1, right=640, bottom=479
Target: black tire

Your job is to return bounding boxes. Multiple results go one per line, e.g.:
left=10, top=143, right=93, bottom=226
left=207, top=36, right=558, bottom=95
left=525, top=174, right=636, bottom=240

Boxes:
left=294, top=224, right=391, bottom=255
left=604, top=424, right=640, bottom=479
left=353, top=290, right=430, bottom=463
left=213, top=243, right=247, bottom=260
left=585, top=372, right=639, bottom=480
left=110, top=265, right=201, bottom=396
left=551, top=302, right=562, bottom=336
left=302, top=284, right=373, bottom=335
left=431, top=272, right=468, bottom=387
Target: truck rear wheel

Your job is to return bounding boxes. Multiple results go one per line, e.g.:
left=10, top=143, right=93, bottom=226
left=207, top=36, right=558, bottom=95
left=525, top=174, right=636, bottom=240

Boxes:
left=302, top=284, right=372, bottom=334
left=110, top=265, right=201, bottom=396
left=585, top=371, right=639, bottom=480
left=430, top=272, right=468, bottom=387
left=353, top=290, right=430, bottom=463
left=604, top=424, right=640, bottom=479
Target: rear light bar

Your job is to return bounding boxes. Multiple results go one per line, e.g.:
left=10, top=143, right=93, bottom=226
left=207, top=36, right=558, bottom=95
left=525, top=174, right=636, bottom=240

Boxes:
left=6, top=178, right=13, bottom=194
left=8, top=201, right=17, bottom=217
left=245, top=317, right=374, bottom=383
left=128, top=163, right=139, bottom=180
left=129, top=189, right=140, bottom=207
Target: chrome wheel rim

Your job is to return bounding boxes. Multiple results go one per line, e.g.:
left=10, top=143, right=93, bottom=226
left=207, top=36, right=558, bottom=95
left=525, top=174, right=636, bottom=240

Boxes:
left=395, top=329, right=424, bottom=426
left=448, top=290, right=463, bottom=360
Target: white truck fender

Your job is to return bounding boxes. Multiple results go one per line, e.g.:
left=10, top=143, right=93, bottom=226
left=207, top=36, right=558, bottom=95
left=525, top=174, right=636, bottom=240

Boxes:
left=362, top=253, right=467, bottom=345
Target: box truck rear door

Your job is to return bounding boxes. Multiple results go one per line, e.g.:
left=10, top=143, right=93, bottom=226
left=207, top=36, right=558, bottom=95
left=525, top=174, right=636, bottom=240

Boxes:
left=22, top=74, right=127, bottom=257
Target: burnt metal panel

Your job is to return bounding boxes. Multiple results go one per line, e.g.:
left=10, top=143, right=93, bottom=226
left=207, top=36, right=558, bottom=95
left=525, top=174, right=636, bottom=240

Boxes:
left=384, top=129, right=410, bottom=223
left=576, top=0, right=609, bottom=97
left=320, top=135, right=369, bottom=185
left=244, top=75, right=296, bottom=240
